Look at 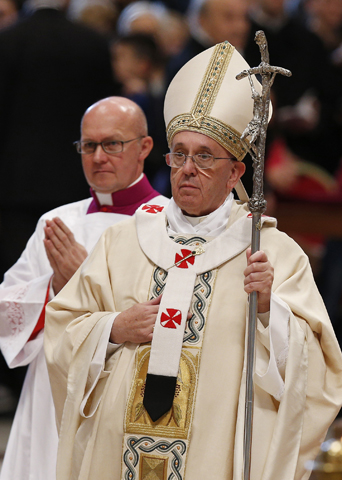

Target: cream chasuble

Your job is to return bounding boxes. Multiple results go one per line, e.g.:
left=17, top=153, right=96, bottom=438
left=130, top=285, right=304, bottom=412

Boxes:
left=44, top=200, right=342, bottom=480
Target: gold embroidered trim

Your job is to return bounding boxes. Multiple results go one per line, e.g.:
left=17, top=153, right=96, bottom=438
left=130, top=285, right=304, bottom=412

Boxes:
left=191, top=41, right=233, bottom=119
left=125, top=347, right=199, bottom=439
left=167, top=114, right=248, bottom=160
left=166, top=41, right=250, bottom=160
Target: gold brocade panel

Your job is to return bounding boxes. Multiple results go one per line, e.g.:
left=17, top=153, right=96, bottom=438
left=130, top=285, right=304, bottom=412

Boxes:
left=125, top=346, right=199, bottom=439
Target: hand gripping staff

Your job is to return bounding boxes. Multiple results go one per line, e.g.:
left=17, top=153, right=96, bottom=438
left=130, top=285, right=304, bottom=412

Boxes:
left=236, top=30, right=292, bottom=480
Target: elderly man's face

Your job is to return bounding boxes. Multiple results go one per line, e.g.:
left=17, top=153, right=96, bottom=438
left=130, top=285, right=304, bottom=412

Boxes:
left=170, top=131, right=245, bottom=216
left=81, top=102, right=151, bottom=194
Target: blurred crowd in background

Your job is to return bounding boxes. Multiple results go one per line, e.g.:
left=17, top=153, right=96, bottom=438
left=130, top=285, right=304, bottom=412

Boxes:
left=1, top=0, right=342, bottom=414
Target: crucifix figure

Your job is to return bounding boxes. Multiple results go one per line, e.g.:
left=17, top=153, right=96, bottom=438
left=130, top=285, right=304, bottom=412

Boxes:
left=238, top=30, right=292, bottom=154
left=236, top=30, right=292, bottom=213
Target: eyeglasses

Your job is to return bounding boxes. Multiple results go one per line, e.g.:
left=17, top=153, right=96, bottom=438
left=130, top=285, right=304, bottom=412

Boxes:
left=74, top=136, right=145, bottom=155
left=164, top=152, right=236, bottom=169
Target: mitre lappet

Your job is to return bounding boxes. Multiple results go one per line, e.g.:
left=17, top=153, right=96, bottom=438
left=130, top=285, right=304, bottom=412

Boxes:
left=142, top=39, right=270, bottom=421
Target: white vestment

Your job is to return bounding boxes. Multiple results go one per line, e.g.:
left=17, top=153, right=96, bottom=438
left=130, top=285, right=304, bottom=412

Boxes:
left=0, top=192, right=167, bottom=480
left=45, top=200, right=342, bottom=480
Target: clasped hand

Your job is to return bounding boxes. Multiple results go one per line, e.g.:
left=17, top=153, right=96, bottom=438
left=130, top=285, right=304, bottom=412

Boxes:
left=111, top=296, right=162, bottom=344
left=43, top=217, right=88, bottom=294
left=111, top=296, right=193, bottom=345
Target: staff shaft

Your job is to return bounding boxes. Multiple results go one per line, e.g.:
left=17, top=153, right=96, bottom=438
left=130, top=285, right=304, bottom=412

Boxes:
left=243, top=213, right=261, bottom=480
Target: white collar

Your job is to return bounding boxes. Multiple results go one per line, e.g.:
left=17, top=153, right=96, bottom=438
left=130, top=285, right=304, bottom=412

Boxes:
left=165, top=193, right=234, bottom=238
left=93, top=173, right=144, bottom=206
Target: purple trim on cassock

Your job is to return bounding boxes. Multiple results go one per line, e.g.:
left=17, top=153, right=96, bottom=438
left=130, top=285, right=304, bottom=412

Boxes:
left=87, top=174, right=161, bottom=216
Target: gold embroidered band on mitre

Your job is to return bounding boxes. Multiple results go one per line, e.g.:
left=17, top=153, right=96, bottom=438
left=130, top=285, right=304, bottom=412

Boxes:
left=121, top=235, right=217, bottom=480
left=166, top=41, right=250, bottom=161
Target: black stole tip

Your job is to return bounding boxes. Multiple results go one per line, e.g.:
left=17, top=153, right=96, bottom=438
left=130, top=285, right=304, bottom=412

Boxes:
left=143, top=373, right=177, bottom=422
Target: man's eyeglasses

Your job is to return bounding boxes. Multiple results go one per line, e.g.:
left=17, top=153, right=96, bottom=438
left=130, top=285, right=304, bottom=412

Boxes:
left=164, top=152, right=236, bottom=169
left=74, top=136, right=145, bottom=155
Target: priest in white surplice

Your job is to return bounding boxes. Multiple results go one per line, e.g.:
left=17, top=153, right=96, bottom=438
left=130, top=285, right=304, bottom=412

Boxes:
left=0, top=97, right=167, bottom=480
left=45, top=42, right=342, bottom=480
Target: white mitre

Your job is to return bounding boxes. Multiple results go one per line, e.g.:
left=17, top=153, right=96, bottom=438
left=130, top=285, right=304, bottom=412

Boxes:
left=164, top=40, right=271, bottom=200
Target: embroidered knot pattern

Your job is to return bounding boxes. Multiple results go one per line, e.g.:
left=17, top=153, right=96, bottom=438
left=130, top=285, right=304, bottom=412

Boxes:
left=142, top=205, right=164, bottom=214
left=151, top=268, right=168, bottom=297
left=160, top=308, right=182, bottom=329
left=184, top=271, right=214, bottom=345
left=123, top=436, right=186, bottom=480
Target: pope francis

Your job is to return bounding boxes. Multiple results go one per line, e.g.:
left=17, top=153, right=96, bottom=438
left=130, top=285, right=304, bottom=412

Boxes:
left=44, top=41, right=342, bottom=480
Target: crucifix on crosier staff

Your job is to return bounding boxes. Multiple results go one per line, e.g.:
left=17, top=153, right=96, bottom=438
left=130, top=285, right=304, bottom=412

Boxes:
left=236, top=29, right=292, bottom=480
